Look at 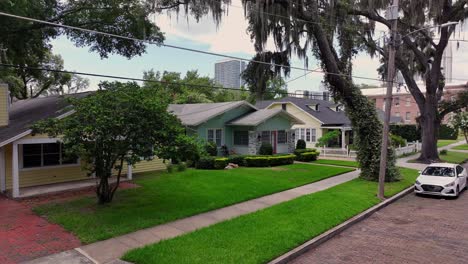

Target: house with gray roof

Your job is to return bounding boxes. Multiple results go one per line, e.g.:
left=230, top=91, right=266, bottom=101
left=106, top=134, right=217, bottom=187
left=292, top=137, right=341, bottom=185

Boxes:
left=256, top=97, right=402, bottom=150
left=168, top=101, right=303, bottom=155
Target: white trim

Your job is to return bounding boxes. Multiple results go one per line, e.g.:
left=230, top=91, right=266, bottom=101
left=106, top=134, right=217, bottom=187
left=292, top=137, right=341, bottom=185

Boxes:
left=127, top=164, right=133, bottom=180
left=16, top=137, right=61, bottom=145
left=0, top=147, right=5, bottom=192
left=264, top=102, right=325, bottom=125
left=0, top=110, right=75, bottom=148
left=12, top=142, right=19, bottom=198
left=192, top=101, right=257, bottom=126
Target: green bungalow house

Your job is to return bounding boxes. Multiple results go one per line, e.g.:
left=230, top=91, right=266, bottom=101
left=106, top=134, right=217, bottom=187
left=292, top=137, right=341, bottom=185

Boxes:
left=168, top=101, right=304, bottom=155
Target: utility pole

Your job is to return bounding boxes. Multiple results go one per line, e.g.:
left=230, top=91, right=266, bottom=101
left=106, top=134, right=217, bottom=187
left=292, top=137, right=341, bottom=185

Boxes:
left=378, top=0, right=399, bottom=200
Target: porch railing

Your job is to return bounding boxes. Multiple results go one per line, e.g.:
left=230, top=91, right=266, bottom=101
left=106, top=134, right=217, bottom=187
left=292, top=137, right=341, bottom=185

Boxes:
left=318, top=141, right=421, bottom=159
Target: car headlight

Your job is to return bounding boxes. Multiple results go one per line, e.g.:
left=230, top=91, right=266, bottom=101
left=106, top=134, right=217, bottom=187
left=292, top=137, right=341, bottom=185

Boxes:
left=415, top=180, right=421, bottom=185
left=445, top=181, right=456, bottom=187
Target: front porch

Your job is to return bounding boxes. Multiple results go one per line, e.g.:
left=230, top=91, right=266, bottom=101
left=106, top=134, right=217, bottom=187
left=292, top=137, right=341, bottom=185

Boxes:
left=321, top=126, right=353, bottom=149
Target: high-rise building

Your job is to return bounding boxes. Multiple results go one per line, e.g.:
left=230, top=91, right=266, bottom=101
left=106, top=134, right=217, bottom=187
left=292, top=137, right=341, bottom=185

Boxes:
left=214, top=59, right=246, bottom=88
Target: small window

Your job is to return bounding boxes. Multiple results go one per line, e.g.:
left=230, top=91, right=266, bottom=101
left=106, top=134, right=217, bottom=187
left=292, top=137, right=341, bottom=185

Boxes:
left=277, top=130, right=287, bottom=144
left=306, top=129, right=311, bottom=142
left=405, top=112, right=411, bottom=121
left=23, top=144, right=42, bottom=168
left=405, top=97, right=411, bottom=106
left=234, top=131, right=249, bottom=146
left=261, top=131, right=271, bottom=144
left=300, top=128, right=305, bottom=140
left=207, top=129, right=223, bottom=147
left=394, top=97, right=400, bottom=106
left=311, top=129, right=317, bottom=142
left=456, top=166, right=464, bottom=175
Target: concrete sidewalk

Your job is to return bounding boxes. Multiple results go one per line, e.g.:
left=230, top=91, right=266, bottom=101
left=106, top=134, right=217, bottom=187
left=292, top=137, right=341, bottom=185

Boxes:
left=37, top=168, right=359, bottom=264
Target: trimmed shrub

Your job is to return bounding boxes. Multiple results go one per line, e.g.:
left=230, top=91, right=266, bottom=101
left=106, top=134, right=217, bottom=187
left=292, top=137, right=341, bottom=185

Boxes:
left=214, top=158, right=229, bottom=170
left=166, top=163, right=175, bottom=173
left=439, top=149, right=448, bottom=155
left=228, top=155, right=247, bottom=166
left=205, top=142, right=218, bottom=156
left=294, top=148, right=317, bottom=155
left=220, top=145, right=229, bottom=157
left=259, top=143, right=273, bottom=155
left=390, top=134, right=406, bottom=148
left=390, top=124, right=421, bottom=142
left=195, top=156, right=215, bottom=169
left=245, top=156, right=270, bottom=167
left=296, top=139, right=306, bottom=149
left=439, top=124, right=458, bottom=140
left=297, top=152, right=319, bottom=162
left=176, top=162, right=187, bottom=172
left=269, top=155, right=295, bottom=166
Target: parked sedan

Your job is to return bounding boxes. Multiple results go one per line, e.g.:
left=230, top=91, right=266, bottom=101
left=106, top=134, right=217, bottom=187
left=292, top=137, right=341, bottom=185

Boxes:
left=414, top=163, right=467, bottom=197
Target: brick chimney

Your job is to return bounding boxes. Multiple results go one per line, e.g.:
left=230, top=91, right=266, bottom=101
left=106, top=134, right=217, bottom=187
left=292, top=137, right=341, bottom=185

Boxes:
left=0, top=83, right=9, bottom=127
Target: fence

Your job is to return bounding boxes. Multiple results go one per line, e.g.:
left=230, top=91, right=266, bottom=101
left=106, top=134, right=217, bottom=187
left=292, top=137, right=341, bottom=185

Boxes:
left=319, top=141, right=421, bottom=159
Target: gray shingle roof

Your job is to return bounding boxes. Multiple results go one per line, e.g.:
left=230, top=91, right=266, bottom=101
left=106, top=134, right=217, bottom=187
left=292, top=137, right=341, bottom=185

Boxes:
left=228, top=109, right=304, bottom=126
left=255, top=97, right=351, bottom=126
left=0, top=92, right=91, bottom=147
left=168, top=101, right=256, bottom=126
left=256, top=97, right=402, bottom=126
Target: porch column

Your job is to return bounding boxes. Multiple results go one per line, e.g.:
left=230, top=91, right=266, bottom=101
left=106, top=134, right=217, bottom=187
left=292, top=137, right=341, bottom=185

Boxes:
left=127, top=164, right=133, bottom=180
left=12, top=142, right=19, bottom=198
left=341, top=129, right=346, bottom=150
left=0, top=147, right=5, bottom=192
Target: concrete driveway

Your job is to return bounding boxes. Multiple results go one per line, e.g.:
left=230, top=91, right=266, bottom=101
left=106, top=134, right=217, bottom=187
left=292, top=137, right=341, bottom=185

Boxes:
left=291, top=164, right=468, bottom=264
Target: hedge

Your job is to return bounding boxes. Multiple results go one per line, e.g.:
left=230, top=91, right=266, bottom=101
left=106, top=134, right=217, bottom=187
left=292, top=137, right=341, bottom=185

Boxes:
left=214, top=158, right=229, bottom=170
left=294, top=148, right=317, bottom=156
left=227, top=155, right=247, bottom=166
left=245, top=154, right=295, bottom=167
left=195, top=156, right=216, bottom=169
left=389, top=124, right=421, bottom=142
left=295, top=151, right=319, bottom=162
left=439, top=124, right=458, bottom=140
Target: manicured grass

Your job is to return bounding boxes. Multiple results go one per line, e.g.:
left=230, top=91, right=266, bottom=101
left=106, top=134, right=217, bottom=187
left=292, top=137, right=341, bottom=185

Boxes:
left=311, top=159, right=359, bottom=168
left=440, top=151, right=468, bottom=164
left=453, top=144, right=468, bottom=150
left=123, top=167, right=418, bottom=264
left=34, top=164, right=353, bottom=244
left=437, top=139, right=459, bottom=148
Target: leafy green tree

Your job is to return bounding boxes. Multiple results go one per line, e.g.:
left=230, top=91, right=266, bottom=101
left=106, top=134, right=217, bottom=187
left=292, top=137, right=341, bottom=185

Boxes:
left=316, top=131, right=341, bottom=148
left=0, top=0, right=163, bottom=98
left=32, top=82, right=186, bottom=204
left=450, top=112, right=468, bottom=143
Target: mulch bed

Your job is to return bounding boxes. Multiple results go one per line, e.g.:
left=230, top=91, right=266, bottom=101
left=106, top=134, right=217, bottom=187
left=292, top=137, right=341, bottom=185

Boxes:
left=20, top=181, right=139, bottom=208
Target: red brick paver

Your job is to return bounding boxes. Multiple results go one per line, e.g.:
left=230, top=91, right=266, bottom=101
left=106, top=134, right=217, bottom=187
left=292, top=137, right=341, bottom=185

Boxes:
left=0, top=196, right=81, bottom=264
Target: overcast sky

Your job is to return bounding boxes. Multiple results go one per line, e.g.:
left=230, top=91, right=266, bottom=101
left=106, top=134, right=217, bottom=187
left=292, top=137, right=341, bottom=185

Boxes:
left=51, top=0, right=468, bottom=94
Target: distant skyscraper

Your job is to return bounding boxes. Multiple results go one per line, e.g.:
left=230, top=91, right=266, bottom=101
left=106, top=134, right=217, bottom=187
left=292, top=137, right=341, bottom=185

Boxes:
left=214, top=59, right=246, bottom=88
left=442, top=42, right=453, bottom=83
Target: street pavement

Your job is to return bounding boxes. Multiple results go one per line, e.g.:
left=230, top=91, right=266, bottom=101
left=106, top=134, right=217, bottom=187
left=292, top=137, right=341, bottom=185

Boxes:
left=290, top=162, right=468, bottom=264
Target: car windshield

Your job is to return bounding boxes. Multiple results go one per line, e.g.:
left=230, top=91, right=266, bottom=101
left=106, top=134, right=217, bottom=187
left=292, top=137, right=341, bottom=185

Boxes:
left=422, top=167, right=455, bottom=177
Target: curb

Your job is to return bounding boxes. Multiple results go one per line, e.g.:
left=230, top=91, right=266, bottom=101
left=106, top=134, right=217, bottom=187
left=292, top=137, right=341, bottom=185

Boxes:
left=268, top=185, right=414, bottom=264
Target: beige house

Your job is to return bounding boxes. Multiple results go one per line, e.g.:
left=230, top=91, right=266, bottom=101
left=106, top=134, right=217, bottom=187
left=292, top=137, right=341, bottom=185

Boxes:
left=0, top=84, right=165, bottom=198
left=256, top=97, right=402, bottom=150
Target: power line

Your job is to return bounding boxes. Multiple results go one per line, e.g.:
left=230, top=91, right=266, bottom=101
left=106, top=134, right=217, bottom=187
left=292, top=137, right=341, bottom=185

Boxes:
left=0, top=11, right=393, bottom=84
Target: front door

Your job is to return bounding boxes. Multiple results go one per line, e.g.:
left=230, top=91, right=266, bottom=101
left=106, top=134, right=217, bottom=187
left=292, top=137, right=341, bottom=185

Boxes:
left=271, top=131, right=277, bottom=154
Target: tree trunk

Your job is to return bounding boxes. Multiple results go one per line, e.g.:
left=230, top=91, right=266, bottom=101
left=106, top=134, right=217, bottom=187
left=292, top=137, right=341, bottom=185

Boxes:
left=417, top=99, right=440, bottom=163
left=96, top=173, right=113, bottom=204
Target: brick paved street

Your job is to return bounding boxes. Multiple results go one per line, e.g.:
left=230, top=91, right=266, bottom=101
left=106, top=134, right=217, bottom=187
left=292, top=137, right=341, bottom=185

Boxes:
left=291, top=164, right=468, bottom=264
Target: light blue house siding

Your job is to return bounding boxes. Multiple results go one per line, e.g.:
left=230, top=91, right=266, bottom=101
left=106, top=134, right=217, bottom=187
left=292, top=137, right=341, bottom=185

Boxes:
left=189, top=105, right=254, bottom=147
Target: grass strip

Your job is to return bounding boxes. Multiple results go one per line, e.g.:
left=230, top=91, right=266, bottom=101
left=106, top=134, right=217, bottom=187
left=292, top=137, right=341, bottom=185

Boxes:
left=34, top=164, right=352, bottom=243
left=440, top=151, right=468, bottom=164
left=311, top=159, right=359, bottom=168
left=453, top=144, right=468, bottom=150
left=123, top=167, right=418, bottom=264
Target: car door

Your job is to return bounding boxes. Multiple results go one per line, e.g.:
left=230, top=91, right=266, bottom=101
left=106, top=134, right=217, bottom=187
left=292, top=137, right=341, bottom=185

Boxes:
left=457, top=166, right=467, bottom=189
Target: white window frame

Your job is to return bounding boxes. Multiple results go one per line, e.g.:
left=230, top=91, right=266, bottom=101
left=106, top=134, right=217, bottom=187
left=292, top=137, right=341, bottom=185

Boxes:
left=311, top=128, right=317, bottom=142
left=19, top=142, right=80, bottom=171
left=405, top=112, right=411, bottom=121
left=207, top=128, right=223, bottom=147
left=277, top=130, right=287, bottom=144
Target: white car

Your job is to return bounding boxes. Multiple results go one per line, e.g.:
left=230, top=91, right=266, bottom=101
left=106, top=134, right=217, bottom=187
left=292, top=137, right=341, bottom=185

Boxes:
left=414, top=163, right=467, bottom=197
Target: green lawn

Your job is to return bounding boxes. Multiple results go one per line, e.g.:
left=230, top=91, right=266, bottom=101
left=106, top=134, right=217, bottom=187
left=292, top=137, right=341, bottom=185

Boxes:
left=34, top=164, right=353, bottom=244
left=123, top=167, right=418, bottom=264
left=440, top=151, right=468, bottom=164
left=437, top=139, right=459, bottom=148
left=453, top=144, right=468, bottom=150
left=311, top=159, right=359, bottom=168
